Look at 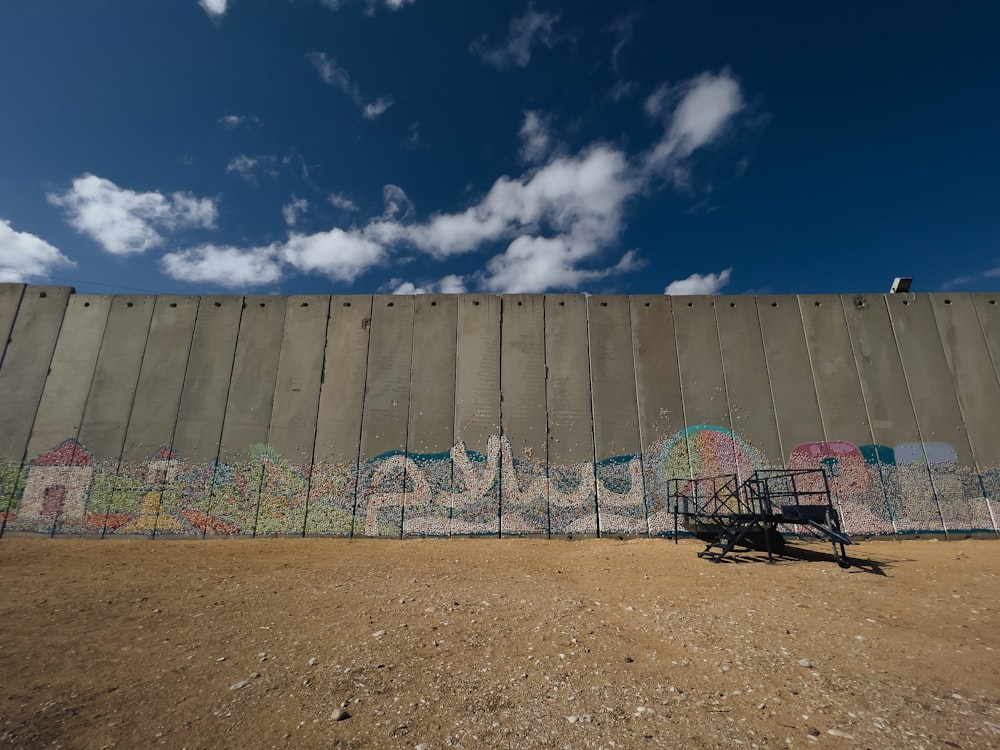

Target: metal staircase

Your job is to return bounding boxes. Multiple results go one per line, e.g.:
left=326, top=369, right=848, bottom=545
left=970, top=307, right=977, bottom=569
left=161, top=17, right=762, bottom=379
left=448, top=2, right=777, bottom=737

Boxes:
left=671, top=468, right=853, bottom=568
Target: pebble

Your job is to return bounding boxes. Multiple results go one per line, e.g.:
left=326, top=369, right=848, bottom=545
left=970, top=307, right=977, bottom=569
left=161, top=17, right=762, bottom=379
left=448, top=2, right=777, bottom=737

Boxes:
left=415, top=744, right=431, bottom=750
left=331, top=708, right=350, bottom=721
left=308, top=657, right=319, bottom=666
left=797, top=659, right=812, bottom=668
left=827, top=729, right=854, bottom=740
left=567, top=715, right=578, bottom=724
left=230, top=680, right=250, bottom=690
left=374, top=629, right=387, bottom=639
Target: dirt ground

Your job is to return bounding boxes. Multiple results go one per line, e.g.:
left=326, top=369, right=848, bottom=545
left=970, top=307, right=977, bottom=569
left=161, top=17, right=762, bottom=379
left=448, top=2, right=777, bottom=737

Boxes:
left=1, top=536, right=998, bottom=750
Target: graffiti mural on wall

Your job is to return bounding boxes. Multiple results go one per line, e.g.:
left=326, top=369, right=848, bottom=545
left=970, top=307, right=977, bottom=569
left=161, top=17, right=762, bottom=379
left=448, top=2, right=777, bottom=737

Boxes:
left=1, top=428, right=998, bottom=538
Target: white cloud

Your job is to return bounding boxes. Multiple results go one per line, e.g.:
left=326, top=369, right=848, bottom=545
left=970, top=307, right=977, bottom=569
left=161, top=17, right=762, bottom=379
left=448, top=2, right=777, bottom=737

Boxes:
left=645, top=71, right=744, bottom=174
left=282, top=228, right=386, bottom=283
left=160, top=69, right=747, bottom=294
left=218, top=114, right=260, bottom=130
left=282, top=197, right=309, bottom=227
left=308, top=51, right=393, bottom=119
left=161, top=244, right=283, bottom=288
left=198, top=0, right=228, bottom=19
left=328, top=192, right=359, bottom=212
left=389, top=274, right=466, bottom=295
left=362, top=96, right=393, bottom=120
left=48, top=174, right=217, bottom=255
left=381, top=184, right=414, bottom=220
left=471, top=7, right=560, bottom=70
left=518, top=110, right=555, bottom=164
left=664, top=268, right=732, bottom=295
left=0, top=220, right=75, bottom=283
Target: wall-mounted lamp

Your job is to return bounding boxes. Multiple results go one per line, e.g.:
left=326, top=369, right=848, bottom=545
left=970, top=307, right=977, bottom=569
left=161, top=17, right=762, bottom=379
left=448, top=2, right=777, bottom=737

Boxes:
left=890, top=277, right=912, bottom=293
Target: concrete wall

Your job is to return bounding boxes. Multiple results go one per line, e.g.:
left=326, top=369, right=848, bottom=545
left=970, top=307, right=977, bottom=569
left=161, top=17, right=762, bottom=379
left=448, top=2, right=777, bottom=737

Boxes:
left=1, top=284, right=998, bottom=539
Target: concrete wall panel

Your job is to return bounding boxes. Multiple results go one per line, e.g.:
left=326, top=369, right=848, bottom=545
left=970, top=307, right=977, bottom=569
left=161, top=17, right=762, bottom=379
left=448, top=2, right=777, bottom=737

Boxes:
left=716, top=296, right=782, bottom=472
left=79, top=296, right=156, bottom=534
left=171, top=296, right=243, bottom=536
left=889, top=294, right=982, bottom=534
left=545, top=295, right=596, bottom=535
left=756, top=295, right=824, bottom=463
left=588, top=295, right=643, bottom=535
left=214, top=296, right=287, bottom=536
left=843, top=294, right=942, bottom=534
left=403, top=295, right=457, bottom=537
left=26, top=296, right=111, bottom=460
left=630, top=296, right=684, bottom=534
left=307, top=296, right=372, bottom=535
left=261, top=296, right=329, bottom=536
left=0, top=287, right=72, bottom=463
left=0, top=284, right=25, bottom=371
left=120, top=296, right=199, bottom=538
left=500, top=295, right=547, bottom=535
left=931, top=293, right=1000, bottom=534
left=356, top=296, right=413, bottom=538
left=673, top=296, right=740, bottom=496
left=970, top=294, right=1000, bottom=531
left=799, top=295, right=893, bottom=535
left=8, top=296, right=110, bottom=535
left=453, top=294, right=501, bottom=535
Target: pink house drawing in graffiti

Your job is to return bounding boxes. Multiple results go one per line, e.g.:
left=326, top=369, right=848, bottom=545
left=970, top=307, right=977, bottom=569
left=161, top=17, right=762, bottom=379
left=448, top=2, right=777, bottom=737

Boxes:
left=16, top=439, right=94, bottom=528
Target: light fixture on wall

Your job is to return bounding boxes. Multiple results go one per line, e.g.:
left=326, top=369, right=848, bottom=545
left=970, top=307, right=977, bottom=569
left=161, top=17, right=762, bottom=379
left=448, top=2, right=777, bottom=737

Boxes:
left=890, top=277, right=912, bottom=293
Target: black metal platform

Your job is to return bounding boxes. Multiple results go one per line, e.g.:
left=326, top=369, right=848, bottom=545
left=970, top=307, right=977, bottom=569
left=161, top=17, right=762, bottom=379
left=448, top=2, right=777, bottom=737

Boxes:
left=670, top=468, right=853, bottom=568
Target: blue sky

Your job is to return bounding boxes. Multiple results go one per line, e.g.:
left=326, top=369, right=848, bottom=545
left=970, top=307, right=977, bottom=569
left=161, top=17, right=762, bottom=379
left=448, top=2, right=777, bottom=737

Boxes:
left=1, top=1, right=998, bottom=296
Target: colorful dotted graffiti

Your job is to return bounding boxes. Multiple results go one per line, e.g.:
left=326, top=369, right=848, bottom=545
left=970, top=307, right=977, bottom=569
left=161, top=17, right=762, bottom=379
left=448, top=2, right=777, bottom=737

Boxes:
left=1, top=429, right=998, bottom=538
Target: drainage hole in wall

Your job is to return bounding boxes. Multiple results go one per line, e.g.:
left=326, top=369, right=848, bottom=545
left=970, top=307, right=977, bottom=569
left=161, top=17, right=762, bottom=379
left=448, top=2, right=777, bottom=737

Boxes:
left=169, top=302, right=177, bottom=308
left=770, top=302, right=778, bottom=307
left=127, top=302, right=134, bottom=308
left=474, top=300, right=480, bottom=306
left=902, top=300, right=909, bottom=305
left=214, top=301, right=222, bottom=307
left=944, top=299, right=952, bottom=304
left=687, top=302, right=693, bottom=307
left=343, top=302, right=351, bottom=307
left=644, top=302, right=650, bottom=307
left=814, top=301, right=822, bottom=306
left=518, top=301, right=522, bottom=306
left=84, top=302, right=90, bottom=307
left=730, top=302, right=736, bottom=307
left=301, top=302, right=308, bottom=307
left=387, top=301, right=394, bottom=307
left=39, top=291, right=47, bottom=298
left=600, top=301, right=608, bottom=307
left=431, top=301, right=437, bottom=306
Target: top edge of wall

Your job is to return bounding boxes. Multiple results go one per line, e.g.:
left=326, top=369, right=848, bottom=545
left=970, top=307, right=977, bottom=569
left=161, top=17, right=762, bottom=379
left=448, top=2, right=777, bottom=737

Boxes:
left=5, top=283, right=1000, bottom=303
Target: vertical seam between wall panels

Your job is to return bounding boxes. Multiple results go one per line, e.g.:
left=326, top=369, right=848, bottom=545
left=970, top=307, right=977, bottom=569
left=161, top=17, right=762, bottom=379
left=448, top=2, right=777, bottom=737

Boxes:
left=2, top=289, right=72, bottom=539
left=886, top=296, right=949, bottom=537
left=400, top=297, right=416, bottom=539
left=158, top=297, right=199, bottom=540
left=970, top=298, right=1000, bottom=536
left=928, top=297, right=990, bottom=537
left=798, top=297, right=830, bottom=445
left=449, top=297, right=460, bottom=538
left=841, top=295, right=898, bottom=536
left=713, top=300, right=741, bottom=482
left=48, top=298, right=111, bottom=535
left=496, top=296, right=504, bottom=538
left=0, top=284, right=26, bottom=374
left=626, top=298, right=651, bottom=537
left=754, top=297, right=786, bottom=466
left=300, top=297, right=333, bottom=537
left=251, top=301, right=289, bottom=539
left=351, top=297, right=375, bottom=538
left=104, top=299, right=156, bottom=539
left=668, top=297, right=693, bottom=483
left=585, top=298, right=599, bottom=538
left=542, top=297, right=551, bottom=539
left=204, top=297, right=247, bottom=540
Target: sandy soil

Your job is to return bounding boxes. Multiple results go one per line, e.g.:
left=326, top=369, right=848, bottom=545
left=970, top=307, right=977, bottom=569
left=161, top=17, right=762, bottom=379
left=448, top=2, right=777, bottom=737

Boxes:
left=1, top=536, right=998, bottom=750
